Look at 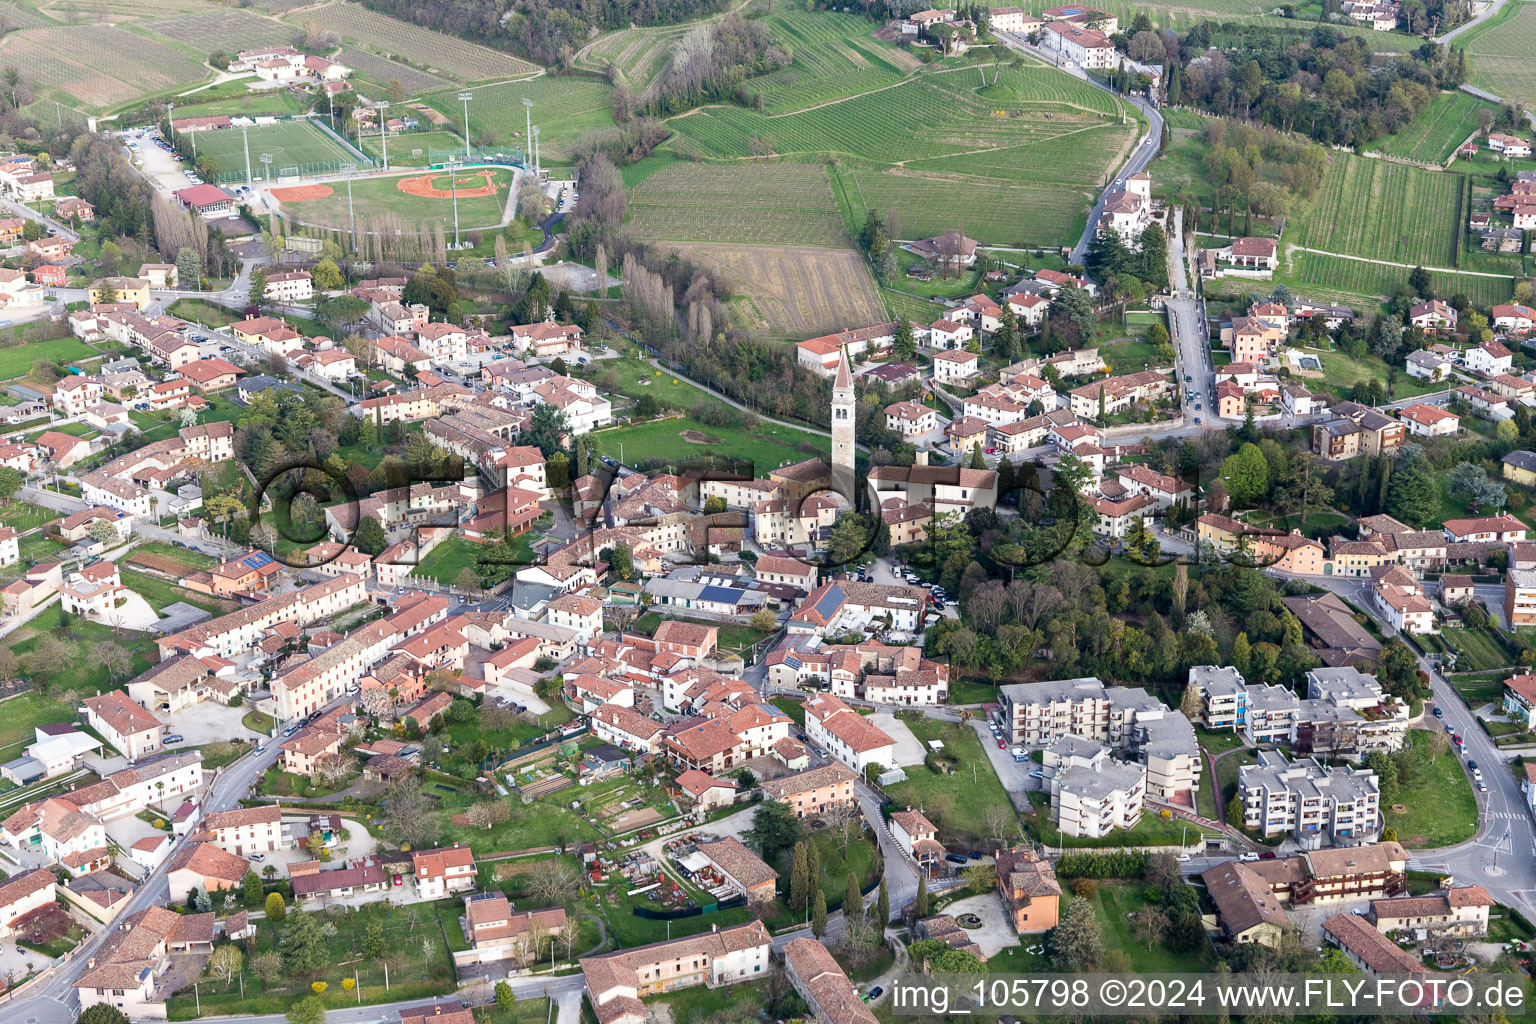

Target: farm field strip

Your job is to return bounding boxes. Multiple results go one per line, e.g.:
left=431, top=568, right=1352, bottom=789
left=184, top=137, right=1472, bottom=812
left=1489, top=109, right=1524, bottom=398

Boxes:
left=1464, top=0, right=1536, bottom=107
left=664, top=241, right=885, bottom=338
left=1287, top=154, right=1461, bottom=267
left=1372, top=91, right=1491, bottom=164
left=339, top=46, right=452, bottom=93
left=746, top=11, right=912, bottom=112
left=840, top=168, right=1087, bottom=247
left=284, top=1, right=536, bottom=81
left=142, top=9, right=294, bottom=55
left=669, top=66, right=1129, bottom=186
left=0, top=1, right=54, bottom=28
left=1276, top=249, right=1514, bottom=308
left=628, top=162, right=847, bottom=246
left=0, top=24, right=210, bottom=109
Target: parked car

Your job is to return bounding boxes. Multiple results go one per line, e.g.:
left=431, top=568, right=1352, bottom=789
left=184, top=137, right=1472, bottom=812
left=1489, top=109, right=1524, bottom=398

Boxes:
left=1468, top=760, right=1478, bottom=771
left=945, top=853, right=968, bottom=865
left=1239, top=852, right=1260, bottom=862
left=250, top=853, right=265, bottom=862
left=1433, top=706, right=1443, bottom=717
left=997, top=737, right=1006, bottom=749
left=164, top=734, right=184, bottom=743
left=867, top=987, right=884, bottom=1001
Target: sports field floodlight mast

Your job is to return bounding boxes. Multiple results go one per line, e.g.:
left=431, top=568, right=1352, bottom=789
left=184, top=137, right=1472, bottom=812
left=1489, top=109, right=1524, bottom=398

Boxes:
left=259, top=152, right=272, bottom=183
left=530, top=125, right=540, bottom=175
left=377, top=101, right=391, bottom=172
left=522, top=97, right=533, bottom=164
left=446, top=156, right=462, bottom=251
left=241, top=124, right=254, bottom=186
left=458, top=92, right=473, bottom=161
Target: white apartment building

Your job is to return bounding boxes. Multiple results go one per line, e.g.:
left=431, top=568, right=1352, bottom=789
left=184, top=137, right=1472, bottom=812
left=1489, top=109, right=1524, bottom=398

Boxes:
left=1239, top=749, right=1381, bottom=849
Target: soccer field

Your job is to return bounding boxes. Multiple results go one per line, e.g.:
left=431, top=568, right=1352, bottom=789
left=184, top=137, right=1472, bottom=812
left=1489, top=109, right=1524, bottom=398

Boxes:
left=189, top=120, right=371, bottom=184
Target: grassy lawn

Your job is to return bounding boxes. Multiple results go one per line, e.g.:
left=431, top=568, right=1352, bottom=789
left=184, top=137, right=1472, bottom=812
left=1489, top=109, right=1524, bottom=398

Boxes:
left=4, top=605, right=156, bottom=745
left=17, top=918, right=84, bottom=957
left=410, top=534, right=484, bottom=586
left=590, top=416, right=826, bottom=477
left=119, top=569, right=241, bottom=617
left=770, top=696, right=805, bottom=725
left=1196, top=727, right=1249, bottom=756
left=632, top=612, right=771, bottom=658
left=166, top=298, right=240, bottom=328
left=242, top=709, right=277, bottom=734
left=1307, top=346, right=1443, bottom=401
left=1214, top=749, right=1258, bottom=810
left=1381, top=729, right=1477, bottom=848
left=882, top=715, right=1017, bottom=844
left=260, top=765, right=351, bottom=799
left=282, top=168, right=514, bottom=232
left=596, top=878, right=755, bottom=949
left=0, top=502, right=58, bottom=532
left=1090, top=883, right=1213, bottom=971
left=947, top=677, right=1000, bottom=705
left=166, top=899, right=459, bottom=1018
left=0, top=337, right=96, bottom=380
left=440, top=798, right=603, bottom=857
left=577, top=352, right=710, bottom=413
left=25, top=420, right=94, bottom=441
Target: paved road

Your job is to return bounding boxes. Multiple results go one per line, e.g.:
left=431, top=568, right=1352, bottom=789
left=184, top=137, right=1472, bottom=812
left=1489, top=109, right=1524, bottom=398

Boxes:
left=1436, top=0, right=1505, bottom=44
left=11, top=738, right=286, bottom=1024
left=1166, top=207, right=1208, bottom=428
left=991, top=32, right=1164, bottom=265
left=1282, top=572, right=1536, bottom=916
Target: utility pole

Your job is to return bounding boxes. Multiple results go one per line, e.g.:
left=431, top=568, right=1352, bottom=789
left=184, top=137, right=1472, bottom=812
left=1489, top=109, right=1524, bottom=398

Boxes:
left=377, top=101, right=391, bottom=171
left=458, top=91, right=473, bottom=161
left=347, top=172, right=356, bottom=251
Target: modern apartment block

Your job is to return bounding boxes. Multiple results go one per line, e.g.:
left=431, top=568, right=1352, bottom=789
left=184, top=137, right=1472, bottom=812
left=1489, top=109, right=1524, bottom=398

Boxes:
left=1042, top=735, right=1148, bottom=838
left=1188, top=665, right=1247, bottom=730
left=1188, top=666, right=1408, bottom=756
left=1239, top=750, right=1381, bottom=849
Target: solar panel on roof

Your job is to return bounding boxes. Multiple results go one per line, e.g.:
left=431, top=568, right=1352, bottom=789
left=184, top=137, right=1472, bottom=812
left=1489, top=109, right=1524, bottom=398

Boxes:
left=243, top=551, right=275, bottom=569
left=812, top=584, right=845, bottom=620
left=699, top=585, right=742, bottom=605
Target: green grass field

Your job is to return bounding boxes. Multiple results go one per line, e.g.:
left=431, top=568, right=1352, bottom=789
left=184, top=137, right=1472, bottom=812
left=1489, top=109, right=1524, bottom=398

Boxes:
left=1286, top=153, right=1462, bottom=267
left=1089, top=882, right=1214, bottom=972
left=627, top=161, right=849, bottom=247
left=1273, top=249, right=1516, bottom=309
left=882, top=715, right=1017, bottom=843
left=158, top=89, right=312, bottom=122
left=280, top=167, right=512, bottom=231
left=1441, top=626, right=1516, bottom=672
left=429, top=77, right=612, bottom=165
left=1372, top=91, right=1496, bottom=165
left=361, top=130, right=469, bottom=167
left=410, top=534, right=485, bottom=585
left=189, top=119, right=369, bottom=182
left=0, top=337, right=96, bottom=379
left=1381, top=729, right=1478, bottom=848
left=590, top=415, right=827, bottom=476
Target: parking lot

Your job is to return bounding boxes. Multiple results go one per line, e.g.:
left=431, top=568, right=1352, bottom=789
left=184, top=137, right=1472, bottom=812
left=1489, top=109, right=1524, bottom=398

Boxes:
left=162, top=700, right=265, bottom=749
left=969, top=718, right=1039, bottom=812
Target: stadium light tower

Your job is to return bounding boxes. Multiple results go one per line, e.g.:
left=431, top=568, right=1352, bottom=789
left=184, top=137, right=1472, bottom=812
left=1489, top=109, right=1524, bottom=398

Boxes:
left=377, top=101, right=391, bottom=172
left=446, top=156, right=462, bottom=251
left=522, top=97, right=532, bottom=164
left=530, top=125, right=540, bottom=176
left=241, top=124, right=254, bottom=187
left=458, top=92, right=473, bottom=162
left=260, top=153, right=273, bottom=183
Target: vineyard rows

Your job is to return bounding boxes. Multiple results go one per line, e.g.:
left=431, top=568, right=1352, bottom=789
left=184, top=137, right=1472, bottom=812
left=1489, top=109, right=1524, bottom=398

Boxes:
left=0, top=2, right=54, bottom=29
left=746, top=11, right=914, bottom=113
left=669, top=66, right=1129, bottom=187
left=1372, top=91, right=1490, bottom=164
left=1466, top=2, right=1536, bottom=108
left=285, top=2, right=535, bottom=82
left=3, top=25, right=207, bottom=109
left=1279, top=250, right=1514, bottom=309
left=841, top=169, right=1089, bottom=248
left=577, top=24, right=687, bottom=89
left=144, top=9, right=294, bottom=55
left=1287, top=154, right=1461, bottom=267
left=628, top=163, right=847, bottom=247
left=342, top=47, right=450, bottom=94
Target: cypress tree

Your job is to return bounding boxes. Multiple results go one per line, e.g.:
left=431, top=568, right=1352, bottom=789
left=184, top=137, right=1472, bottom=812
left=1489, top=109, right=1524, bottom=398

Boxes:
left=812, top=889, right=827, bottom=937
left=876, top=876, right=889, bottom=932
left=805, top=838, right=820, bottom=892
left=915, top=873, right=929, bottom=917
left=843, top=872, right=862, bottom=925
left=790, top=841, right=809, bottom=914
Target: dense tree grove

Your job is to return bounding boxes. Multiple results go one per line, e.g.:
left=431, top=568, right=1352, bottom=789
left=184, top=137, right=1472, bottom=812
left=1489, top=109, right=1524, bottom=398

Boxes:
left=359, top=0, right=732, bottom=66
left=1173, top=26, right=1465, bottom=148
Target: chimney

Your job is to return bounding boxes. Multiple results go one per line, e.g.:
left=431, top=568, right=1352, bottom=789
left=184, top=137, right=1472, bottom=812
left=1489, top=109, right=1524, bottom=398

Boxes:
left=915, top=450, right=929, bottom=467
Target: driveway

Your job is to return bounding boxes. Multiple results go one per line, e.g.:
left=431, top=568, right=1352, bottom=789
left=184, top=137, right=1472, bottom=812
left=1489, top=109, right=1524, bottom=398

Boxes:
left=968, top=719, right=1038, bottom=812
left=104, top=814, right=165, bottom=852
left=162, top=700, right=263, bottom=747
left=938, top=893, right=1020, bottom=957
left=868, top=713, right=926, bottom=767
left=148, top=601, right=214, bottom=635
